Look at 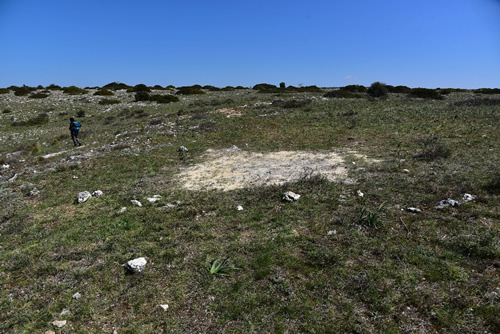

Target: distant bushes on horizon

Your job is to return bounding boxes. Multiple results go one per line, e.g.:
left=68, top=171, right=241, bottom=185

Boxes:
left=252, top=83, right=322, bottom=93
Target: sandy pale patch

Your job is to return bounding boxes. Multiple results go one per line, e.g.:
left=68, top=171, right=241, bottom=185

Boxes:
left=213, top=108, right=244, bottom=118
left=177, top=148, right=362, bottom=191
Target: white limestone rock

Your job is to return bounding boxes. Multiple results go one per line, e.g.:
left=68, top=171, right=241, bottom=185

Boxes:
left=76, top=191, right=91, bottom=204
left=282, top=191, right=300, bottom=202
left=131, top=199, right=142, bottom=207
left=126, top=257, right=147, bottom=273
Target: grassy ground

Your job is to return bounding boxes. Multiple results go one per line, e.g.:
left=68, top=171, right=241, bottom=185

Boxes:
left=0, top=87, right=499, bottom=333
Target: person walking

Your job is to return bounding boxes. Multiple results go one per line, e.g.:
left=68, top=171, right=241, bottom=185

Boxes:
left=69, top=117, right=82, bottom=146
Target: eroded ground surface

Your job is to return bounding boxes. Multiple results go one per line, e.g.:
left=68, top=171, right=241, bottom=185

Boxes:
left=177, top=148, right=370, bottom=191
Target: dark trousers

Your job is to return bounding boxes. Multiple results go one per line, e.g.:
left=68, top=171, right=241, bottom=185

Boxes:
left=71, top=131, right=81, bottom=146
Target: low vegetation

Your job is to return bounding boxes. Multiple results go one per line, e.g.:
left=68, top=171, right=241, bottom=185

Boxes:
left=0, top=83, right=498, bottom=333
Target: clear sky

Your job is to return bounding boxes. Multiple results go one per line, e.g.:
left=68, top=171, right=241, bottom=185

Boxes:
left=1, top=0, right=499, bottom=89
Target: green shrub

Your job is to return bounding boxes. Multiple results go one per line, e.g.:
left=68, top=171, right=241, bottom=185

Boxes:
left=103, top=82, right=131, bottom=90
left=341, top=85, right=367, bottom=93
left=13, top=87, right=32, bottom=96
left=29, top=93, right=50, bottom=99
left=324, top=90, right=364, bottom=99
left=0, top=88, right=10, bottom=94
left=134, top=84, right=151, bottom=92
left=3, top=109, right=12, bottom=113
left=272, top=99, right=312, bottom=108
left=63, top=86, right=88, bottom=95
left=414, top=136, right=451, bottom=161
left=388, top=85, right=412, bottom=94
left=453, top=98, right=500, bottom=106
left=367, top=82, right=388, bottom=98
left=474, top=88, right=500, bottom=95
left=98, top=99, right=121, bottom=105
left=483, top=171, right=500, bottom=195
left=176, top=86, right=205, bottom=95
left=77, top=109, right=85, bottom=117
left=13, top=113, right=50, bottom=126
left=150, top=94, right=180, bottom=104
left=46, top=84, right=62, bottom=90
left=253, top=83, right=278, bottom=92
left=94, top=89, right=114, bottom=96
left=408, top=88, right=444, bottom=100
left=31, top=142, right=41, bottom=154
left=294, top=85, right=323, bottom=93
left=135, top=91, right=151, bottom=102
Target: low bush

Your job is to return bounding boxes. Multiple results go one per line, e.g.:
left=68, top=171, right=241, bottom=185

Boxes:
left=0, top=88, right=10, bottom=94
left=13, top=87, right=32, bottom=96
left=94, top=89, right=114, bottom=96
left=63, top=86, right=88, bottom=95
left=483, top=171, right=500, bottom=195
left=3, top=109, right=12, bottom=113
left=134, top=84, right=151, bottom=92
left=103, top=82, right=131, bottom=91
left=99, top=99, right=121, bottom=105
left=414, top=136, right=451, bottom=161
left=150, top=94, right=180, bottom=104
left=135, top=91, right=150, bottom=102
left=13, top=113, right=49, bottom=126
left=388, top=85, right=412, bottom=94
left=77, top=109, right=85, bottom=117
left=408, top=88, right=444, bottom=100
left=341, top=85, right=367, bottom=92
left=453, top=98, right=500, bottom=106
left=176, top=86, right=205, bottom=95
left=272, top=99, right=312, bottom=108
left=253, top=83, right=278, bottom=92
left=474, top=88, right=500, bottom=95
left=29, top=93, right=50, bottom=99
left=46, top=84, right=62, bottom=90
left=324, top=90, right=364, bottom=99
left=367, top=82, right=388, bottom=98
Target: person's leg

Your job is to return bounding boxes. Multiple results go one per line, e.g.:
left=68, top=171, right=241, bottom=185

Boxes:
left=71, top=132, right=80, bottom=146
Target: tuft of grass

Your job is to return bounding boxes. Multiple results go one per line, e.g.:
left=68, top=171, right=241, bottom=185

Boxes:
left=209, top=258, right=237, bottom=276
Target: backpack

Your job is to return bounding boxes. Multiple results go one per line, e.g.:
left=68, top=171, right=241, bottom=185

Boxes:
left=73, top=121, right=81, bottom=131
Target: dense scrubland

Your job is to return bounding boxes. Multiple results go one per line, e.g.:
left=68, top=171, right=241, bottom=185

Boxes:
left=0, top=82, right=499, bottom=333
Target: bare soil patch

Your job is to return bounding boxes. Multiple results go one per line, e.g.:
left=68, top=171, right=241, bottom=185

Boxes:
left=177, top=148, right=371, bottom=191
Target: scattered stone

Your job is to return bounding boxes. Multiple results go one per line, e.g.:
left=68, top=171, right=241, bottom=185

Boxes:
left=29, top=189, right=40, bottom=196
left=147, top=195, right=161, bottom=203
left=118, top=207, right=127, bottom=213
left=72, top=175, right=79, bottom=179
left=162, top=203, right=177, bottom=210
left=407, top=207, right=422, bottom=213
left=282, top=191, right=300, bottom=202
left=236, top=205, right=244, bottom=211
left=178, top=146, right=188, bottom=152
left=1, top=164, right=9, bottom=170
left=92, top=190, right=104, bottom=198
left=462, top=193, right=475, bottom=202
left=130, top=199, right=142, bottom=207
left=51, top=320, right=67, bottom=328
left=72, top=292, right=81, bottom=299
left=60, top=308, right=70, bottom=316
left=126, top=257, right=147, bottom=273
left=327, top=230, right=337, bottom=236
left=76, top=191, right=91, bottom=204
left=159, top=304, right=169, bottom=311
left=45, top=330, right=56, bottom=334
left=435, top=198, right=460, bottom=209
left=357, top=190, right=364, bottom=197
left=230, top=145, right=240, bottom=151
left=8, top=173, right=17, bottom=182
left=403, top=169, right=410, bottom=173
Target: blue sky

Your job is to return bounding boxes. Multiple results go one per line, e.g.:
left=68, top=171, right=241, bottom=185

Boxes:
left=1, top=0, right=499, bottom=88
